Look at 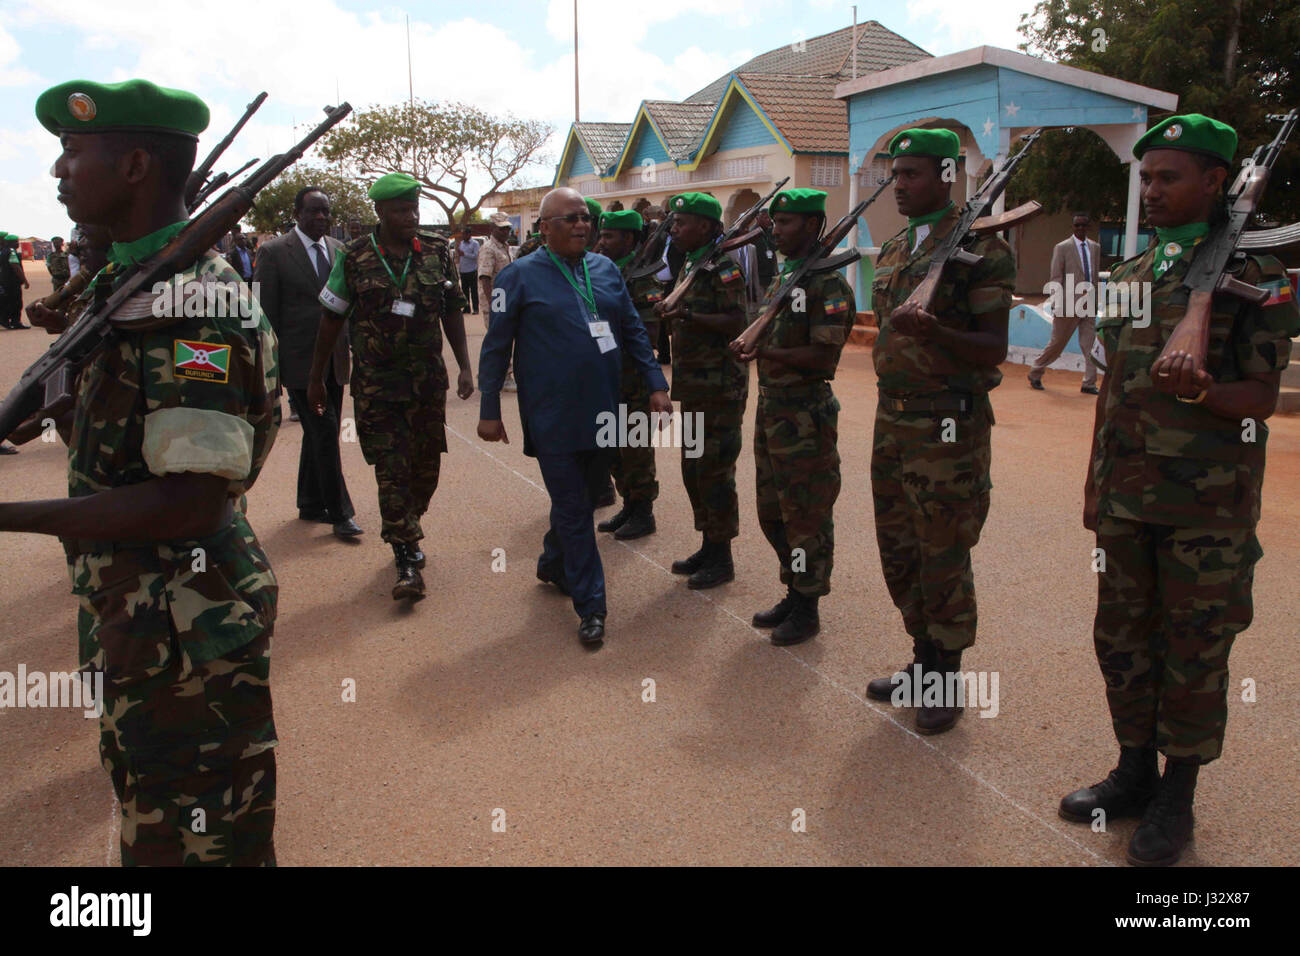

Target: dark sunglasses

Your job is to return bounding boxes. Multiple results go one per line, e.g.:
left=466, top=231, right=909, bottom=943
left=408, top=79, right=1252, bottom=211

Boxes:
left=546, top=213, right=593, bottom=225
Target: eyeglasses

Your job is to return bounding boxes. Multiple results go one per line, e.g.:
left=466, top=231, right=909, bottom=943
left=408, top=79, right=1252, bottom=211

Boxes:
left=545, top=213, right=593, bottom=225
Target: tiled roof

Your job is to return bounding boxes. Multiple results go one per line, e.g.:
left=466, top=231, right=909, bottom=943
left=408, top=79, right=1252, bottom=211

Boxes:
left=643, top=101, right=716, bottom=161
left=736, top=74, right=848, bottom=152
left=685, top=21, right=929, bottom=104
left=574, top=122, right=631, bottom=169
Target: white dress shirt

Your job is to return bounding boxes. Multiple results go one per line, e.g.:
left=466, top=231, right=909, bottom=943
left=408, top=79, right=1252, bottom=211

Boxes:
left=294, top=225, right=332, bottom=280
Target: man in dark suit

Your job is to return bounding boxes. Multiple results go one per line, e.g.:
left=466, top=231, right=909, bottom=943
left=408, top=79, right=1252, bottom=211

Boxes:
left=254, top=187, right=361, bottom=539
left=478, top=187, right=671, bottom=646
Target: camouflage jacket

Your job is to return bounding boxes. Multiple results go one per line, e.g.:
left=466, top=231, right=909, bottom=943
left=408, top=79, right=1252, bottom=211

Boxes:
left=321, top=229, right=466, bottom=402
left=1092, top=236, right=1299, bottom=529
left=871, top=204, right=1015, bottom=396
left=757, top=260, right=856, bottom=389
left=46, top=250, right=70, bottom=280
left=669, top=248, right=748, bottom=403
left=613, top=250, right=664, bottom=343
left=65, top=222, right=281, bottom=681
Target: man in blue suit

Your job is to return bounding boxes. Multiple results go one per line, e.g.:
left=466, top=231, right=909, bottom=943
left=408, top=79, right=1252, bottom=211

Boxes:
left=478, top=188, right=672, bottom=646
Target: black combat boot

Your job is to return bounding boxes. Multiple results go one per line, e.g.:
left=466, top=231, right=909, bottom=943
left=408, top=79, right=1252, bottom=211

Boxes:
left=597, top=503, right=632, bottom=534
left=1059, top=745, right=1159, bottom=824
left=671, top=535, right=709, bottom=575
left=752, top=587, right=798, bottom=628
left=687, top=540, right=734, bottom=589
left=613, top=501, right=656, bottom=540
left=771, top=593, right=819, bottom=646
left=1127, top=758, right=1198, bottom=867
left=866, top=639, right=931, bottom=702
left=391, top=543, right=425, bottom=601
left=916, top=649, right=963, bottom=735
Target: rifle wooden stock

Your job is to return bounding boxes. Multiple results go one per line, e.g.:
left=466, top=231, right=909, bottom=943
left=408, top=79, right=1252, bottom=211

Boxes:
left=970, top=200, right=1042, bottom=235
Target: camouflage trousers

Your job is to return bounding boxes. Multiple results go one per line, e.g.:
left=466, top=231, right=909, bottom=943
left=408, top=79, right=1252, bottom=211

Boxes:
left=355, top=389, right=447, bottom=545
left=98, top=629, right=277, bottom=866
left=754, top=386, right=841, bottom=596
left=680, top=397, right=745, bottom=542
left=1093, top=515, right=1261, bottom=763
left=610, top=357, right=658, bottom=505
left=870, top=401, right=992, bottom=653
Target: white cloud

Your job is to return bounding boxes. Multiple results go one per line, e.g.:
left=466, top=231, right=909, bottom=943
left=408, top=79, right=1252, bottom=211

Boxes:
left=0, top=24, right=39, bottom=86
left=904, top=0, right=1029, bottom=54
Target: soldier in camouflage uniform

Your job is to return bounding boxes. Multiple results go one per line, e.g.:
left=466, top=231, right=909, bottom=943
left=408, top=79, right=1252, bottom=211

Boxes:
left=595, top=208, right=663, bottom=540
left=47, top=236, right=71, bottom=292
left=737, top=188, right=855, bottom=646
left=864, top=129, right=1014, bottom=735
left=313, top=172, right=474, bottom=601
left=653, top=192, right=749, bottom=588
left=516, top=231, right=545, bottom=259
left=1060, top=114, right=1300, bottom=867
left=0, top=79, right=281, bottom=865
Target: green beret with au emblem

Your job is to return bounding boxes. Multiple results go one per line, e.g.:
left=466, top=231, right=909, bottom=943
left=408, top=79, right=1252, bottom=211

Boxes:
left=1133, top=113, right=1237, bottom=165
left=669, top=192, right=722, bottom=221
left=770, top=188, right=827, bottom=216
left=600, top=209, right=642, bottom=232
left=889, top=128, right=960, bottom=160
left=35, top=79, right=210, bottom=139
left=367, top=172, right=422, bottom=202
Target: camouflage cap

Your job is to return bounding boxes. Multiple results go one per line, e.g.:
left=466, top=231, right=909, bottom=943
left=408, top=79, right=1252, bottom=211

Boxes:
left=669, top=192, right=722, bottom=221
left=36, top=79, right=209, bottom=139
left=770, top=188, right=827, bottom=216
left=889, top=128, right=960, bottom=160
left=1134, top=113, right=1238, bottom=165
left=600, top=209, right=643, bottom=232
left=368, top=172, right=421, bottom=202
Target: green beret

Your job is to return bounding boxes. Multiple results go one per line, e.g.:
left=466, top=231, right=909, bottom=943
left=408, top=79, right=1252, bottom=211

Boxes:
left=1134, top=113, right=1237, bottom=165
left=368, top=173, right=422, bottom=203
left=600, top=210, right=643, bottom=232
left=770, top=188, right=827, bottom=216
left=669, top=192, right=722, bottom=222
left=584, top=198, right=603, bottom=222
left=35, top=79, right=209, bottom=139
left=889, top=128, right=960, bottom=161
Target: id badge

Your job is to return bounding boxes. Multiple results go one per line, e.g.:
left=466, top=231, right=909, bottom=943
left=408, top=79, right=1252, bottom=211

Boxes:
left=588, top=320, right=611, bottom=338
left=391, top=299, right=415, bottom=317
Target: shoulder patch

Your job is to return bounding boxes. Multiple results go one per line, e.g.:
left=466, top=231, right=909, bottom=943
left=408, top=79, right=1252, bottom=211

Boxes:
left=173, top=339, right=231, bottom=383
left=717, top=264, right=742, bottom=284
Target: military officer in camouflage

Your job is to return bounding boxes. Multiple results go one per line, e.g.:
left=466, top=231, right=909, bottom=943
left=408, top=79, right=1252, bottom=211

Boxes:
left=47, top=236, right=71, bottom=292
left=864, top=128, right=1014, bottom=734
left=311, top=172, right=474, bottom=601
left=1061, top=114, right=1300, bottom=866
left=595, top=208, right=663, bottom=540
left=0, top=79, right=281, bottom=865
left=653, top=192, right=749, bottom=588
left=736, top=188, right=855, bottom=646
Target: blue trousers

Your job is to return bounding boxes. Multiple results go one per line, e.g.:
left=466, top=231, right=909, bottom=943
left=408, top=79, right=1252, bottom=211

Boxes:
left=536, top=450, right=610, bottom=618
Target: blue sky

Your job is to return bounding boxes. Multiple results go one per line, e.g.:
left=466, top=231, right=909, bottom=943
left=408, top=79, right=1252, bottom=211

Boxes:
left=1, top=0, right=1030, bottom=236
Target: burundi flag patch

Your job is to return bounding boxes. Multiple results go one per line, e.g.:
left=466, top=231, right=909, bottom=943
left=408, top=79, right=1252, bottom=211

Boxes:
left=1261, top=278, right=1295, bottom=307
left=173, top=339, right=231, bottom=383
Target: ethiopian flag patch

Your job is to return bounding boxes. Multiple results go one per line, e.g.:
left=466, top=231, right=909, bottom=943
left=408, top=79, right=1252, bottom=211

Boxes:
left=1261, top=278, right=1295, bottom=307
left=718, top=265, right=742, bottom=284
left=825, top=297, right=850, bottom=315
left=173, top=339, right=231, bottom=383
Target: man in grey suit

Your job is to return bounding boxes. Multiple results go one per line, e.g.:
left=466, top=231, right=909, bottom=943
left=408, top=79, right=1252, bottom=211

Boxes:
left=254, top=187, right=362, bottom=538
left=1029, top=213, right=1102, bottom=395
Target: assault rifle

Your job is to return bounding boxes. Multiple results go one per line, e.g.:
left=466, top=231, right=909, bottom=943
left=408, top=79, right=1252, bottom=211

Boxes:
left=1157, top=109, right=1298, bottom=369
left=624, top=211, right=675, bottom=281
left=657, top=176, right=790, bottom=312
left=893, top=130, right=1042, bottom=316
left=184, top=91, right=267, bottom=210
left=731, top=174, right=895, bottom=356
left=0, top=102, right=353, bottom=446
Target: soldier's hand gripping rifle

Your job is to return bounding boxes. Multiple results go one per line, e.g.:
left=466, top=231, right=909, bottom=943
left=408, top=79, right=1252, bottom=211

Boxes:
left=0, top=102, right=353, bottom=446
left=1155, top=109, right=1298, bottom=370
left=657, top=176, right=790, bottom=313
left=730, top=174, right=895, bottom=356
left=184, top=91, right=267, bottom=210
left=891, top=130, right=1042, bottom=322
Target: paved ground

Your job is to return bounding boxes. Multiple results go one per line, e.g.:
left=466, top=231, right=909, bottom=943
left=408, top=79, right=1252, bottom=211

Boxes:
left=2, top=263, right=1298, bottom=866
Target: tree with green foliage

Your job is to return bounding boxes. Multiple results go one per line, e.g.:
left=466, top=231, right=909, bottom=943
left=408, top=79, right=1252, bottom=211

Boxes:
left=243, top=165, right=374, bottom=235
left=1015, top=0, right=1299, bottom=223
left=319, top=100, right=551, bottom=227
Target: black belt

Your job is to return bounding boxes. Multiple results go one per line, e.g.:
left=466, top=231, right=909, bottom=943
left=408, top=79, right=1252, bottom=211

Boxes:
left=758, top=382, right=832, bottom=399
left=878, top=390, right=975, bottom=414
left=63, top=499, right=237, bottom=557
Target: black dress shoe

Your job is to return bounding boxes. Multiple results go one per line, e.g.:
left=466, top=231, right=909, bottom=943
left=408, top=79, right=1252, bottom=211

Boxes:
left=613, top=502, right=655, bottom=540
left=1028, top=376, right=1045, bottom=390
left=536, top=564, right=570, bottom=595
left=0, top=443, right=18, bottom=456
left=578, top=613, right=606, bottom=645
left=771, top=594, right=819, bottom=645
left=1080, top=384, right=1100, bottom=395
left=332, top=518, right=363, bottom=539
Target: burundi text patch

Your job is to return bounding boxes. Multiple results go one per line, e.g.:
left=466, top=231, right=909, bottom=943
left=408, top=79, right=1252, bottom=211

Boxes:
left=173, top=340, right=231, bottom=383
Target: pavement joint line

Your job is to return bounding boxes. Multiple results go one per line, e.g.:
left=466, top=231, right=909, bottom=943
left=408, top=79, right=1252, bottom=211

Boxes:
left=106, top=788, right=118, bottom=866
left=447, top=421, right=1110, bottom=865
